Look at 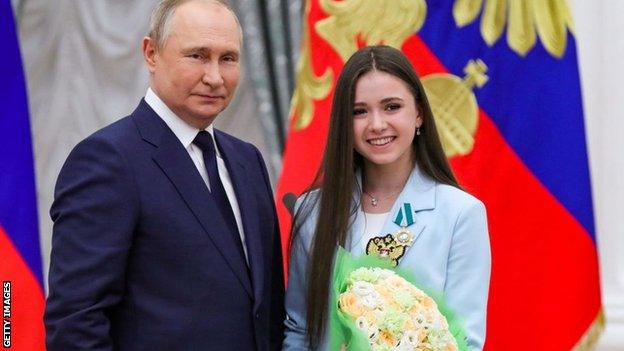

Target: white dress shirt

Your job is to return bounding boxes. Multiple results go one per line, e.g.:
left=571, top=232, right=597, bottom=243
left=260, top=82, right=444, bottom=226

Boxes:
left=145, top=88, right=248, bottom=262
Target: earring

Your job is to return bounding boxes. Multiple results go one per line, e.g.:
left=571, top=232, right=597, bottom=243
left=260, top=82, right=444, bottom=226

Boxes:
left=416, top=127, right=421, bottom=136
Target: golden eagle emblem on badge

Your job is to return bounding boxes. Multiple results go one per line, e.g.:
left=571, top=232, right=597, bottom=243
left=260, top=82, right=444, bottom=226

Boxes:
left=366, top=234, right=406, bottom=267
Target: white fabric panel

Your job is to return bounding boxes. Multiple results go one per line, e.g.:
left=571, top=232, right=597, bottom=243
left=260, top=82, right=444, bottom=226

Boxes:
left=571, top=0, right=624, bottom=349
left=19, top=0, right=154, bottom=291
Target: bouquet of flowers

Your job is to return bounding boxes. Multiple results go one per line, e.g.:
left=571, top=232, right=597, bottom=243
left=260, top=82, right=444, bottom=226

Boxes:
left=330, top=248, right=468, bottom=351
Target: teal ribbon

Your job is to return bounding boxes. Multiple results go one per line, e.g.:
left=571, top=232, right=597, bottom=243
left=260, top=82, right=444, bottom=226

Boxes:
left=393, top=203, right=414, bottom=227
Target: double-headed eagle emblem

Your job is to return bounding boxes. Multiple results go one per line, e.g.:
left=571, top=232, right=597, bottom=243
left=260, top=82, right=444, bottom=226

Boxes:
left=291, top=0, right=575, bottom=157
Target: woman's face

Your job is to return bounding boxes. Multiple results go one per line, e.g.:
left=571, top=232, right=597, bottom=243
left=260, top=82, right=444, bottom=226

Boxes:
left=352, top=70, right=422, bottom=170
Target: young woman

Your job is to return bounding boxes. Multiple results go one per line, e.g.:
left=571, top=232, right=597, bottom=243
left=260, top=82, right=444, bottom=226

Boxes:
left=283, top=45, right=491, bottom=350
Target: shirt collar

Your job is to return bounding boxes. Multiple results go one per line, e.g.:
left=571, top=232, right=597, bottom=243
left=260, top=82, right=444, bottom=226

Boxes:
left=145, top=87, right=218, bottom=153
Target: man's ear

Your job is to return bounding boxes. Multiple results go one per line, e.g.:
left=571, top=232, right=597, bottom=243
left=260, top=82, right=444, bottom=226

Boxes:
left=143, top=37, right=157, bottom=73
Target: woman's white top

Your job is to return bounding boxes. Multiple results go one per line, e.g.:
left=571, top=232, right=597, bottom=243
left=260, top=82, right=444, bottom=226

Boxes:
left=359, top=211, right=390, bottom=252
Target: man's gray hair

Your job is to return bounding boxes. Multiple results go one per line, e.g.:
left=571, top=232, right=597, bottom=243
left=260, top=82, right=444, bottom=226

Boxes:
left=148, top=0, right=243, bottom=50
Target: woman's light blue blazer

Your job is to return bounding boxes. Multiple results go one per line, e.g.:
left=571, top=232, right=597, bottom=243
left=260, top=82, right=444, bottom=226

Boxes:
left=283, top=166, right=491, bottom=350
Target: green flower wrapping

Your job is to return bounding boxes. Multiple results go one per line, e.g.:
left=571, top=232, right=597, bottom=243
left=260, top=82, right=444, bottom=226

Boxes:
left=329, top=247, right=470, bottom=351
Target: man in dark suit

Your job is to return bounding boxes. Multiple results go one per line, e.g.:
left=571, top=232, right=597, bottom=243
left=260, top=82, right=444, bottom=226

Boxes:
left=44, top=1, right=285, bottom=350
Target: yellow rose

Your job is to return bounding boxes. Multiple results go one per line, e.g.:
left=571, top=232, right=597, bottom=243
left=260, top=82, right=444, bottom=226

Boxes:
left=421, top=296, right=436, bottom=309
left=378, top=330, right=396, bottom=347
left=339, top=292, right=366, bottom=317
left=385, top=275, right=410, bottom=291
left=403, top=317, right=415, bottom=331
left=377, top=286, right=393, bottom=302
left=362, top=310, right=378, bottom=326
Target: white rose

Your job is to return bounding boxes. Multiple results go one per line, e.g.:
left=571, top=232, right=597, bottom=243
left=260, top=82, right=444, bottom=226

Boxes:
left=352, top=281, right=376, bottom=297
left=352, top=282, right=381, bottom=308
left=361, top=293, right=381, bottom=308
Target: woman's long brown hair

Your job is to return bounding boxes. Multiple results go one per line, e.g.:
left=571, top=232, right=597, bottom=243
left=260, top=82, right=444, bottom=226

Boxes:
left=291, top=45, right=460, bottom=349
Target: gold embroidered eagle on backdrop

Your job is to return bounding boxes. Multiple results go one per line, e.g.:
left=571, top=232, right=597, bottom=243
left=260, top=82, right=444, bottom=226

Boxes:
left=289, top=0, right=576, bottom=134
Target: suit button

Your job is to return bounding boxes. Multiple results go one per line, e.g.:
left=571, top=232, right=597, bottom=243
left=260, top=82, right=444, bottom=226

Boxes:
left=255, top=313, right=260, bottom=319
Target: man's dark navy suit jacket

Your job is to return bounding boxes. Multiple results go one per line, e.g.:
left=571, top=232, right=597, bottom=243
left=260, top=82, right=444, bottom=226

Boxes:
left=45, top=100, right=285, bottom=350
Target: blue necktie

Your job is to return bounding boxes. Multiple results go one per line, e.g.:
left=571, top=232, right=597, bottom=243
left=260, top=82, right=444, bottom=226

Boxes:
left=193, top=131, right=245, bottom=259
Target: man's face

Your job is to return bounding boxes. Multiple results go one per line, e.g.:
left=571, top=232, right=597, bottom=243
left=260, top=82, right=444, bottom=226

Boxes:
left=144, top=1, right=241, bottom=129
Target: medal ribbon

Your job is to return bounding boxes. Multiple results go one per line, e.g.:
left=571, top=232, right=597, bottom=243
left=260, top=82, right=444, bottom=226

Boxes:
left=393, top=203, right=414, bottom=227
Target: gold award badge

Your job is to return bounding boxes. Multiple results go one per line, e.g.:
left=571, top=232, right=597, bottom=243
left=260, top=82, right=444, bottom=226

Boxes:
left=365, top=204, right=417, bottom=266
left=394, top=227, right=415, bottom=247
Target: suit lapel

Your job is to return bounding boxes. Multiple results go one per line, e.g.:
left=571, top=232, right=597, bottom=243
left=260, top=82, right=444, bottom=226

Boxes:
left=215, top=131, right=265, bottom=308
left=133, top=101, right=253, bottom=297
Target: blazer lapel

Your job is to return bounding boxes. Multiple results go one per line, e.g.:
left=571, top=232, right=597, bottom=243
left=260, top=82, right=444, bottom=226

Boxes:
left=133, top=101, right=253, bottom=298
left=348, top=166, right=436, bottom=257
left=215, top=131, right=265, bottom=309
left=381, top=166, right=436, bottom=261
